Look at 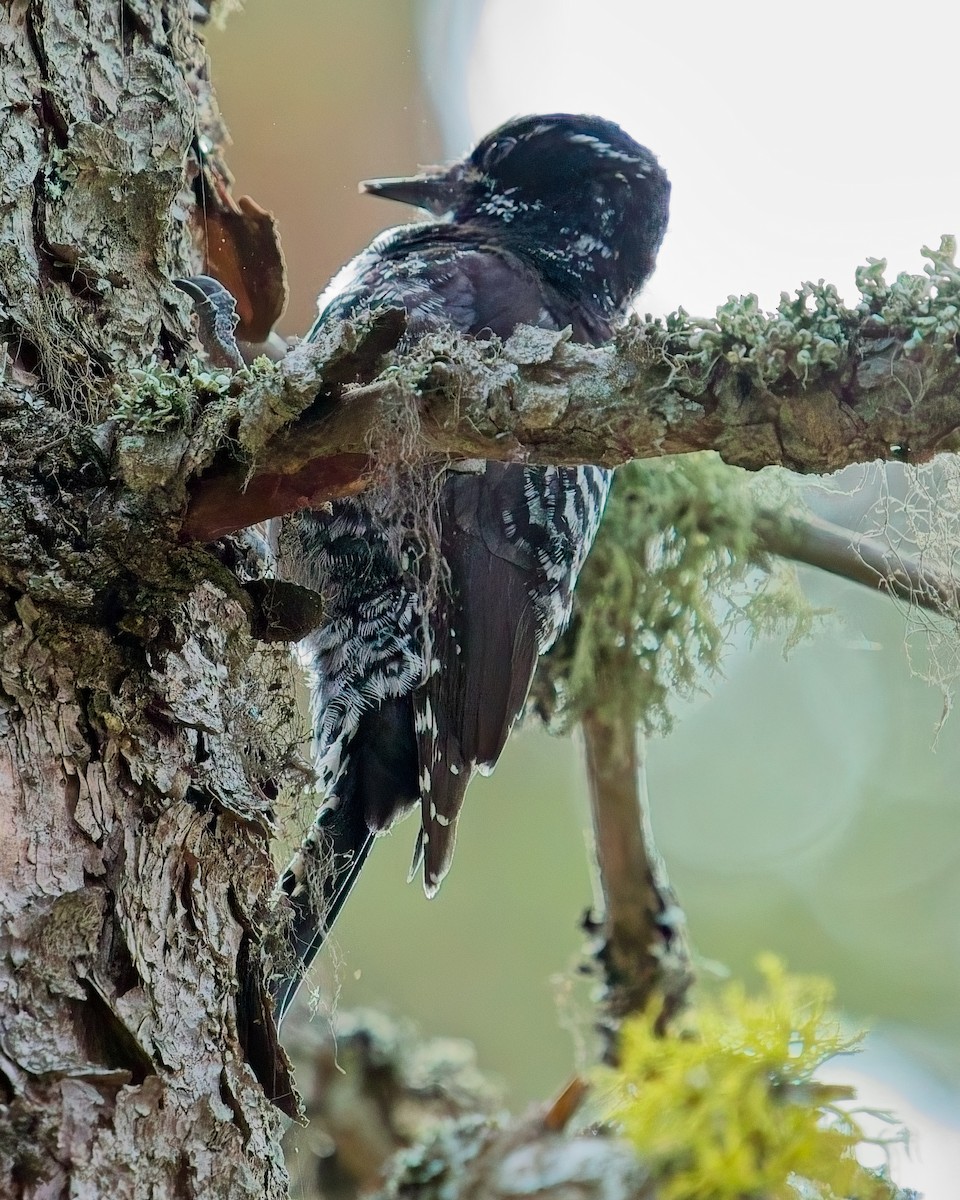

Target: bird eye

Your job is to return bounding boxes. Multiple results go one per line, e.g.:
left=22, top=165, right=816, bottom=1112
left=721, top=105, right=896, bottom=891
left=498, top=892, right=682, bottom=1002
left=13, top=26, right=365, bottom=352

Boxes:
left=481, top=137, right=517, bottom=170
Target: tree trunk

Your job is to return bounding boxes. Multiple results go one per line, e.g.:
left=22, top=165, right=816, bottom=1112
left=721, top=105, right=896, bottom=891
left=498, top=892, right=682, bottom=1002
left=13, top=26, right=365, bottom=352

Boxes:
left=0, top=2, right=294, bottom=1195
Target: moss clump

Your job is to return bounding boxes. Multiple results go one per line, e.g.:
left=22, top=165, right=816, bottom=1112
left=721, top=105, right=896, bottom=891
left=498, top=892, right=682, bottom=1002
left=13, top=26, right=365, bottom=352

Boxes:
left=599, top=957, right=907, bottom=1200
left=532, top=454, right=811, bottom=735
left=111, top=352, right=273, bottom=434
left=642, top=235, right=960, bottom=396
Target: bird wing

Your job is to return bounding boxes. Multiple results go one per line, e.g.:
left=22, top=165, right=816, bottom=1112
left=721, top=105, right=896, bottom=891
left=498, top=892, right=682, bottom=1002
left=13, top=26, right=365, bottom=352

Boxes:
left=412, top=462, right=542, bottom=894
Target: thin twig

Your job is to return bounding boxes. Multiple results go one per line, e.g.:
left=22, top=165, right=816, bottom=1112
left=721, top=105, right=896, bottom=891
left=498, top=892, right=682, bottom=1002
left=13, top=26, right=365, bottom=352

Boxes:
left=581, top=712, right=692, bottom=1059
left=756, top=507, right=960, bottom=615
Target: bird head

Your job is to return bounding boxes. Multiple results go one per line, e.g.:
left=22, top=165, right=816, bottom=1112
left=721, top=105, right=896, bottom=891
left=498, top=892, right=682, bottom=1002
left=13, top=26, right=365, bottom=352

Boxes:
left=362, top=113, right=670, bottom=318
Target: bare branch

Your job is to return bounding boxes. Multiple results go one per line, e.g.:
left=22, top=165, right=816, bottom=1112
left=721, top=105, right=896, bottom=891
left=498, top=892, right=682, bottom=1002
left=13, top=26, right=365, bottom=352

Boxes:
left=582, top=715, right=692, bottom=1055
left=755, top=506, right=960, bottom=614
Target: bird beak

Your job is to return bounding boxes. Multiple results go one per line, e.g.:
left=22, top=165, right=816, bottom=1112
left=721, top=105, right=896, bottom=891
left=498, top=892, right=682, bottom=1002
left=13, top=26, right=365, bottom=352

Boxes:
left=360, top=171, right=458, bottom=217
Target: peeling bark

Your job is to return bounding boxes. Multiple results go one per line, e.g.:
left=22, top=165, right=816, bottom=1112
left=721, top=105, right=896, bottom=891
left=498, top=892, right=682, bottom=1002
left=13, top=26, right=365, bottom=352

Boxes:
left=0, top=2, right=296, bottom=1196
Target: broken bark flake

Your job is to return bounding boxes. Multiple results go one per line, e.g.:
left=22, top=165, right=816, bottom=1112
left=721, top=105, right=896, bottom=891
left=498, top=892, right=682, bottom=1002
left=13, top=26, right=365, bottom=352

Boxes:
left=201, top=196, right=288, bottom=344
left=0, top=575, right=295, bottom=1194
left=501, top=324, right=570, bottom=366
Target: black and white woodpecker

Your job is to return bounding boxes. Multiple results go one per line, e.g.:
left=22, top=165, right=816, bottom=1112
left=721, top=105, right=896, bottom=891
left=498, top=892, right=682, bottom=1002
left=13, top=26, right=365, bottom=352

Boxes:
left=272, top=113, right=670, bottom=1022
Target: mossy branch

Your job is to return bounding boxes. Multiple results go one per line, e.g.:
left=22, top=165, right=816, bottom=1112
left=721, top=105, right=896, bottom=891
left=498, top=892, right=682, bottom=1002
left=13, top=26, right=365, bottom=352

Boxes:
left=180, top=239, right=960, bottom=541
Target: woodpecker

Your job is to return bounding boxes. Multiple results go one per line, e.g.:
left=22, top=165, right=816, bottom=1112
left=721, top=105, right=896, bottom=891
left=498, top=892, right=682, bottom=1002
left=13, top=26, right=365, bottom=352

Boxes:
left=273, top=113, right=670, bottom=1022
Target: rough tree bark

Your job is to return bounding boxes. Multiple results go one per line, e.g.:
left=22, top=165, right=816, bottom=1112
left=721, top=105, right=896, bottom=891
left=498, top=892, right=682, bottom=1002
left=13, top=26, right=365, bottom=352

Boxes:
left=0, top=3, right=296, bottom=1196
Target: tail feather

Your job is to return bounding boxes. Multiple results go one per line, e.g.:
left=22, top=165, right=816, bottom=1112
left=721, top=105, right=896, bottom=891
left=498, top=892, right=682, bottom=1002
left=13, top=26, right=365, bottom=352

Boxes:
left=271, top=801, right=374, bottom=1026
left=272, top=696, right=419, bottom=1025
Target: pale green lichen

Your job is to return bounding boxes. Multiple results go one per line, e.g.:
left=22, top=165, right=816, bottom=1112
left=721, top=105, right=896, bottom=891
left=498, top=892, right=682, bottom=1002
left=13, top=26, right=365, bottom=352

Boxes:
left=675, top=284, right=849, bottom=388
left=532, top=454, right=813, bottom=736
left=111, top=358, right=277, bottom=491
left=112, top=360, right=198, bottom=431
left=379, top=1114, right=499, bottom=1200
left=855, top=236, right=960, bottom=353
left=111, top=356, right=271, bottom=435
left=646, top=235, right=960, bottom=394
left=597, top=957, right=910, bottom=1200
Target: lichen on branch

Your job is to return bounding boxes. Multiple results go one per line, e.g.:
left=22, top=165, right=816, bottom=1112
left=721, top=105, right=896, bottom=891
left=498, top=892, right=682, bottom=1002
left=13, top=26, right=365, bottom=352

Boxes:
left=597, top=956, right=909, bottom=1200
left=181, top=240, right=960, bottom=541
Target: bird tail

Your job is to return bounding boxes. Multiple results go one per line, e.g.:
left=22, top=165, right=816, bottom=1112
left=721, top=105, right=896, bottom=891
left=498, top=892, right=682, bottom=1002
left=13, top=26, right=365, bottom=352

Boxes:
left=270, top=797, right=374, bottom=1026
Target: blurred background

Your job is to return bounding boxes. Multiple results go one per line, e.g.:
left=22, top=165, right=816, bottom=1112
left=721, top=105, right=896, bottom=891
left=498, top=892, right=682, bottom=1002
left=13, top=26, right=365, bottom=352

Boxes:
left=208, top=4, right=960, bottom=1194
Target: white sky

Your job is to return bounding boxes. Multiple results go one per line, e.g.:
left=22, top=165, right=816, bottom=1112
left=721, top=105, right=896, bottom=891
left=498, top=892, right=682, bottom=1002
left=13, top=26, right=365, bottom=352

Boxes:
left=464, top=3, right=960, bottom=1194
left=466, top=0, right=960, bottom=319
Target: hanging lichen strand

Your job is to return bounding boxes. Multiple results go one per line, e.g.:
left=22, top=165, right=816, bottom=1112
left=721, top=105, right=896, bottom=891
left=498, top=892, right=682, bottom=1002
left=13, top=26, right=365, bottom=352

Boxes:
left=530, top=453, right=812, bottom=735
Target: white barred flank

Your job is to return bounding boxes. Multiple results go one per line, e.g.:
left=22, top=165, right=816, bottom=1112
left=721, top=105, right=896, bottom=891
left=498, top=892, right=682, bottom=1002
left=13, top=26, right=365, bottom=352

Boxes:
left=502, top=464, right=611, bottom=652
left=296, top=457, right=609, bottom=838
